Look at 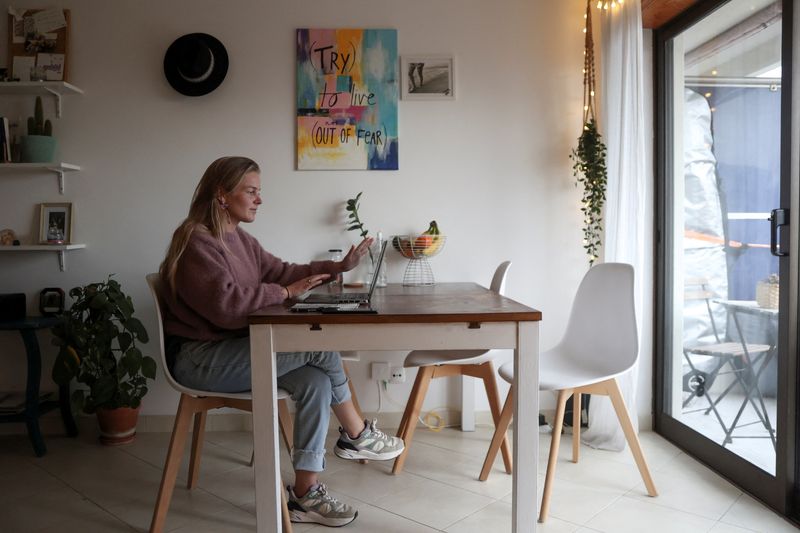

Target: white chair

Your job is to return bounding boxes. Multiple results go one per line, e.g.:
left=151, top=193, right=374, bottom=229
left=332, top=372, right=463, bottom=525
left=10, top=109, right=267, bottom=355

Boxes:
left=479, top=263, right=658, bottom=522
left=146, top=274, right=294, bottom=533
left=392, top=261, right=513, bottom=475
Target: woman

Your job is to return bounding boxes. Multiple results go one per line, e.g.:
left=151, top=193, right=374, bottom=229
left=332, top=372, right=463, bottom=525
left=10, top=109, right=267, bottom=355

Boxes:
left=159, top=156, right=403, bottom=527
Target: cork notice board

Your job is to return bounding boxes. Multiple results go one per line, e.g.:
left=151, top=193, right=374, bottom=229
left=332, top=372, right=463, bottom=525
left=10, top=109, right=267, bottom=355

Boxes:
left=7, top=8, right=70, bottom=82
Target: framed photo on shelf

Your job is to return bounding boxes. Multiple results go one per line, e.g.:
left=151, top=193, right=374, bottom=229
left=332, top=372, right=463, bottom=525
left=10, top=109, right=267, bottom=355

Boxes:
left=38, top=202, right=72, bottom=244
left=401, top=55, right=455, bottom=100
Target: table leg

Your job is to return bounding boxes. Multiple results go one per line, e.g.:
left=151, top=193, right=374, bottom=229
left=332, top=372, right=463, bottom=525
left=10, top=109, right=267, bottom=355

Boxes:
left=59, top=383, right=77, bottom=437
left=512, top=321, right=539, bottom=531
left=250, top=324, right=282, bottom=533
left=20, top=329, right=46, bottom=457
left=461, top=375, right=476, bottom=431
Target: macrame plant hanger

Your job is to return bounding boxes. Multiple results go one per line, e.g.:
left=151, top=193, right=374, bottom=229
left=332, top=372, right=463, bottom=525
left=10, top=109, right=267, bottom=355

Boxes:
left=583, top=0, right=597, bottom=127
left=572, top=0, right=607, bottom=265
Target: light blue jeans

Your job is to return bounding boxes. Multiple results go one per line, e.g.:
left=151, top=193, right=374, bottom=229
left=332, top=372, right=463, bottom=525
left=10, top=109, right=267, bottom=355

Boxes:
left=172, top=336, right=351, bottom=472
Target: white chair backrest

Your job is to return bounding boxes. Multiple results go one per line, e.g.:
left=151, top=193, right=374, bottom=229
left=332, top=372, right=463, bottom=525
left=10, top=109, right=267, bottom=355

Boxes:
left=146, top=273, right=189, bottom=395
left=146, top=273, right=253, bottom=400
left=559, top=263, right=638, bottom=375
left=146, top=272, right=290, bottom=400
left=490, top=261, right=512, bottom=295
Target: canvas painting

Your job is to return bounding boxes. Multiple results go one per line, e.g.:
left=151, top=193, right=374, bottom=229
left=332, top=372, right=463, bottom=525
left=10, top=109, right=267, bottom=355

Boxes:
left=296, top=29, right=398, bottom=170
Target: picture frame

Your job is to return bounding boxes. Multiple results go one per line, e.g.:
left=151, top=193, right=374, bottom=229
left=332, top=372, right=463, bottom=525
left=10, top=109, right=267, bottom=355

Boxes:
left=38, top=202, right=72, bottom=244
left=401, top=55, right=455, bottom=100
left=39, top=287, right=65, bottom=316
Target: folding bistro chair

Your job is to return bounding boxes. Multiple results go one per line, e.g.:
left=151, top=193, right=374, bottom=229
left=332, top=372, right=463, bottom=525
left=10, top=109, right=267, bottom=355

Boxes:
left=682, top=277, right=775, bottom=448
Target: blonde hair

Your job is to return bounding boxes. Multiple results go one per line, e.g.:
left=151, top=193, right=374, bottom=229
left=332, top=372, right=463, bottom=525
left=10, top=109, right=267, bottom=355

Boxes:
left=160, top=156, right=260, bottom=294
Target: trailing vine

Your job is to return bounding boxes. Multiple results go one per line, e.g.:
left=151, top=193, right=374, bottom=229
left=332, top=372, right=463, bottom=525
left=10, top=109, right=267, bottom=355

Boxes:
left=570, top=0, right=607, bottom=265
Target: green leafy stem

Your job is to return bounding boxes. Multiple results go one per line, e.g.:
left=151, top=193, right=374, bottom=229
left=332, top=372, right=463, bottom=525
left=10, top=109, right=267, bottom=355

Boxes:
left=570, top=118, right=607, bottom=265
left=345, top=192, right=374, bottom=264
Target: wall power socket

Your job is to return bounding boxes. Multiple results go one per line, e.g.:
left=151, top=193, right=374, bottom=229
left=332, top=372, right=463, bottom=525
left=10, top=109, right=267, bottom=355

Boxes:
left=371, top=362, right=390, bottom=381
left=371, top=362, right=405, bottom=384
left=389, top=366, right=406, bottom=384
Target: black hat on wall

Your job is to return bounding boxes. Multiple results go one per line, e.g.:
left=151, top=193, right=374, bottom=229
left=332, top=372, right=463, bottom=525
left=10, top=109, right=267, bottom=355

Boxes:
left=163, top=33, right=228, bottom=97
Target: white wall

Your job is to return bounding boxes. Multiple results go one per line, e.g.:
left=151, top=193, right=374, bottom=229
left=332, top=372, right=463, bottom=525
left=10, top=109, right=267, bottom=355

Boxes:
left=0, top=0, right=652, bottom=425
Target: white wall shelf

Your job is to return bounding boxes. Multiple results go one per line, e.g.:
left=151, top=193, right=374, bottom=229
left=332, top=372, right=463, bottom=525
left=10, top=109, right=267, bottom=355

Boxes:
left=0, top=162, right=80, bottom=194
left=0, top=81, right=83, bottom=117
left=1, top=83, right=85, bottom=272
left=0, top=244, right=86, bottom=271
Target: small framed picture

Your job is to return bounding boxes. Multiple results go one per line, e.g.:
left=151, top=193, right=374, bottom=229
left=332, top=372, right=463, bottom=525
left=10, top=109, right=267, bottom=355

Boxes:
left=39, top=287, right=65, bottom=316
left=401, top=55, right=455, bottom=100
left=38, top=202, right=73, bottom=244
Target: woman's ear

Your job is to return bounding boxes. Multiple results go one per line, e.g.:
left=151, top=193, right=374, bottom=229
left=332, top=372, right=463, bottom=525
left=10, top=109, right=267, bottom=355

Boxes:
left=216, top=188, right=228, bottom=207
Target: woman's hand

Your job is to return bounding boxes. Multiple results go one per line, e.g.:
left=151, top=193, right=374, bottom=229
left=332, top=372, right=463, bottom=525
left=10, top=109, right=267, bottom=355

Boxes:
left=339, top=237, right=374, bottom=272
left=285, top=274, right=331, bottom=299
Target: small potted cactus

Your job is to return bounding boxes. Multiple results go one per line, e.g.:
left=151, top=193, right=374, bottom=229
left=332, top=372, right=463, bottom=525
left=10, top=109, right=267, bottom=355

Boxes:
left=19, top=96, right=57, bottom=163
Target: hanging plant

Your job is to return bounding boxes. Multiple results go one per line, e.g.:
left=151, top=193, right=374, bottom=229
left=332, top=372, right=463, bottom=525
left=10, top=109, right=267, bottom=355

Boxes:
left=570, top=0, right=608, bottom=265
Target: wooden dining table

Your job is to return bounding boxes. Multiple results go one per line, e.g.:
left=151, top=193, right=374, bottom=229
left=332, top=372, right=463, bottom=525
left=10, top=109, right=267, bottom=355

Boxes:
left=248, top=282, right=542, bottom=532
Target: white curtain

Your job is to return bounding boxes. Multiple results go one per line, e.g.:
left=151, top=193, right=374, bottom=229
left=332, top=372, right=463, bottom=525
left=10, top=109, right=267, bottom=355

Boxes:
left=581, top=0, right=648, bottom=451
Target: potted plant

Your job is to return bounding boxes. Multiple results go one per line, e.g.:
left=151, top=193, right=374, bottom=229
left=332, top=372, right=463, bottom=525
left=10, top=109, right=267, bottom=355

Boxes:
left=345, top=191, right=387, bottom=285
left=19, top=96, right=57, bottom=162
left=51, top=276, right=156, bottom=445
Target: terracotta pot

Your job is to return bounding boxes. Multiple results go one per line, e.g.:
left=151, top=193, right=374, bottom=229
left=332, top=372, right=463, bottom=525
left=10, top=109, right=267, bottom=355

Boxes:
left=96, top=406, right=140, bottom=445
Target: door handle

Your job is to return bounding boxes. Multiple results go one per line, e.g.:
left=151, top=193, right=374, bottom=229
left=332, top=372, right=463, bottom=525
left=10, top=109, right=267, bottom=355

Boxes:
left=769, top=208, right=788, bottom=257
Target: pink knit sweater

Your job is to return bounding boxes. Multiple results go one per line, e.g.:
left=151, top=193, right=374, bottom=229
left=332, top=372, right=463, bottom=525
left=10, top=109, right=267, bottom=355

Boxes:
left=163, top=227, right=338, bottom=341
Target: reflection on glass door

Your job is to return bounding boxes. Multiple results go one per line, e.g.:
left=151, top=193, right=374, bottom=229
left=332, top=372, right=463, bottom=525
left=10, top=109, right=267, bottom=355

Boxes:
left=665, top=0, right=783, bottom=475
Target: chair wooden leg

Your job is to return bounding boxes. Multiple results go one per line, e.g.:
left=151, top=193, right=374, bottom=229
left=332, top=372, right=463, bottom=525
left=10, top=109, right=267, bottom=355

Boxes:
left=572, top=392, right=581, bottom=463
left=251, top=399, right=294, bottom=468
left=397, top=366, right=426, bottom=440
left=150, top=394, right=197, bottom=533
left=280, top=477, right=293, bottom=533
left=342, top=362, right=364, bottom=420
left=392, top=366, right=434, bottom=474
left=539, top=389, right=571, bottom=523
left=479, top=362, right=513, bottom=474
left=606, top=378, right=658, bottom=497
left=187, top=410, right=207, bottom=489
left=479, top=387, right=514, bottom=481
left=277, top=399, right=294, bottom=454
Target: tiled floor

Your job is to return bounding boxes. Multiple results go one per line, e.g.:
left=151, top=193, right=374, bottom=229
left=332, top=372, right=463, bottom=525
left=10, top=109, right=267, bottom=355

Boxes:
left=0, top=425, right=798, bottom=532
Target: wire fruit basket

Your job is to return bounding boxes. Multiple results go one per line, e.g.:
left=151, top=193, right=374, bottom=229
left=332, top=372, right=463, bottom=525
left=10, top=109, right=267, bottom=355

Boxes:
left=392, top=234, right=447, bottom=286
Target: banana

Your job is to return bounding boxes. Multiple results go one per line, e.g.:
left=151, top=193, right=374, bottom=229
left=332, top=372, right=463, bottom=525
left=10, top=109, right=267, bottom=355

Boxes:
left=422, top=221, right=443, bottom=256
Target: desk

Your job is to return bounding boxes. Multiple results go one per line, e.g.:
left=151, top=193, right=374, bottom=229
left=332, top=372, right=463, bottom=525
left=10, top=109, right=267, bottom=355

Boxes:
left=249, top=283, right=541, bottom=532
left=0, top=316, right=77, bottom=456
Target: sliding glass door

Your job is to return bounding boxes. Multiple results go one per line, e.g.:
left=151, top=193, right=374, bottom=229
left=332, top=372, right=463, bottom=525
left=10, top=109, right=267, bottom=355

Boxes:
left=655, top=0, right=795, bottom=514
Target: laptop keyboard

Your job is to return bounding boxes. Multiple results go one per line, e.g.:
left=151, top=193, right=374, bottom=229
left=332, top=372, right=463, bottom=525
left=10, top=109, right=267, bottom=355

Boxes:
left=337, top=296, right=366, bottom=303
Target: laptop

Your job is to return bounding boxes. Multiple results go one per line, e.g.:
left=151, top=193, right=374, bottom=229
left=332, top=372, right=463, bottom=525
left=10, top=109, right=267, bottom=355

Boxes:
left=290, top=241, right=387, bottom=312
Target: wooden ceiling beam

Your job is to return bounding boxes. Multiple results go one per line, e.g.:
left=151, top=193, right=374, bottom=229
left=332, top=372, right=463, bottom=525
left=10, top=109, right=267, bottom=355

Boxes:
left=642, top=0, right=701, bottom=29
